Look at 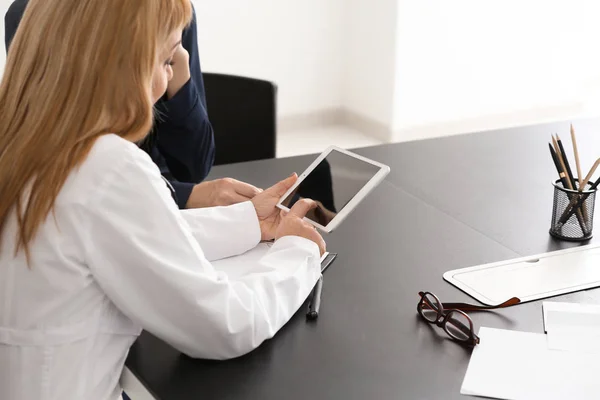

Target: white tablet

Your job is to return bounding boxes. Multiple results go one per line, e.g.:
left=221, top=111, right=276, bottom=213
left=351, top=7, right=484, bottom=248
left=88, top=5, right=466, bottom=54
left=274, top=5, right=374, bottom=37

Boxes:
left=276, top=146, right=390, bottom=232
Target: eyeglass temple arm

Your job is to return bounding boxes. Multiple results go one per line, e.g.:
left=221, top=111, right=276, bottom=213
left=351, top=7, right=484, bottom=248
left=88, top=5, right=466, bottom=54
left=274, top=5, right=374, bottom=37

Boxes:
left=441, top=297, right=521, bottom=312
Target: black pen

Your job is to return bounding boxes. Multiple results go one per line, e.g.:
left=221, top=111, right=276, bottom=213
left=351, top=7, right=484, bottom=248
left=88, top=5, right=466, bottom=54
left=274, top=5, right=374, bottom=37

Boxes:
left=307, top=276, right=323, bottom=320
left=549, top=143, right=569, bottom=188
left=556, top=135, right=577, bottom=189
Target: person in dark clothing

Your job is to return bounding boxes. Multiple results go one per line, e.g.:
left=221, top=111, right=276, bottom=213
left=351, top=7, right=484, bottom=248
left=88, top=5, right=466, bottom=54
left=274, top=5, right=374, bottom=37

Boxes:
left=5, top=0, right=260, bottom=209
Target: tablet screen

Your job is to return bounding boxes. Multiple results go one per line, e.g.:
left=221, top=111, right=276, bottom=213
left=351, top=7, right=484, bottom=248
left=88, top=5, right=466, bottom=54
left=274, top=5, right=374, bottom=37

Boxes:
left=280, top=149, right=381, bottom=227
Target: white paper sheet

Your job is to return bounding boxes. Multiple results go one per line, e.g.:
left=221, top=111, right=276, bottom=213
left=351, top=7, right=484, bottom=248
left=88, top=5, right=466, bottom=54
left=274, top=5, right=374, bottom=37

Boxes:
left=542, top=301, right=600, bottom=353
left=461, top=327, right=599, bottom=400
left=584, top=289, right=600, bottom=303
left=543, top=301, right=600, bottom=331
left=546, top=329, right=600, bottom=353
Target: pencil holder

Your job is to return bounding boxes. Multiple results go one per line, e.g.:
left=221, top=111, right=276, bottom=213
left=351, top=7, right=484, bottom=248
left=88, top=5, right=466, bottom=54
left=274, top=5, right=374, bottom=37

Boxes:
left=549, top=179, right=596, bottom=241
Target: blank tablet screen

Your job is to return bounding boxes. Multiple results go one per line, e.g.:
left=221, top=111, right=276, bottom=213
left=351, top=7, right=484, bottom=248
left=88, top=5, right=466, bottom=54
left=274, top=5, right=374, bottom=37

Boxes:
left=280, top=149, right=381, bottom=227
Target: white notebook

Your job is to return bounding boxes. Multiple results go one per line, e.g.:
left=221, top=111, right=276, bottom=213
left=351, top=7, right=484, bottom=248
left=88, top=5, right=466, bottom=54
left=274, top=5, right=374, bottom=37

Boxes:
left=444, top=243, right=600, bottom=305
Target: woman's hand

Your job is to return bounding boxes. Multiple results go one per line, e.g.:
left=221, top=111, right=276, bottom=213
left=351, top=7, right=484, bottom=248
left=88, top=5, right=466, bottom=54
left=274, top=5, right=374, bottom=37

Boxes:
left=276, top=199, right=327, bottom=256
left=251, top=174, right=298, bottom=241
left=251, top=174, right=327, bottom=255
left=187, top=178, right=262, bottom=208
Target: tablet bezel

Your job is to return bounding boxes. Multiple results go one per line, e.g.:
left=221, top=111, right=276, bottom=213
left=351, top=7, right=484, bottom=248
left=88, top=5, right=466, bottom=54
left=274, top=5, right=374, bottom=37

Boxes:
left=276, top=146, right=390, bottom=232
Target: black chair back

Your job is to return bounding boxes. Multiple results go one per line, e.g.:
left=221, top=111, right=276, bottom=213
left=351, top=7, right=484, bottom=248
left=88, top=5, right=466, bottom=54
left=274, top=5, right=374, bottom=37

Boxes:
left=203, top=73, right=277, bottom=165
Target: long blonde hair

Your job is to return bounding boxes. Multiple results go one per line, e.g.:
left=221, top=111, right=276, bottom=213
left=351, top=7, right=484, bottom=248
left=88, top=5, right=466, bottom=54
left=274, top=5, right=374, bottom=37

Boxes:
left=0, top=0, right=192, bottom=260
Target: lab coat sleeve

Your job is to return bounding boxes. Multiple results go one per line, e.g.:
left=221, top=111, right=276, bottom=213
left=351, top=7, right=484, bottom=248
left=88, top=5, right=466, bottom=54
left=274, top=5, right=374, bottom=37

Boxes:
left=180, top=204, right=261, bottom=261
left=80, top=148, right=321, bottom=360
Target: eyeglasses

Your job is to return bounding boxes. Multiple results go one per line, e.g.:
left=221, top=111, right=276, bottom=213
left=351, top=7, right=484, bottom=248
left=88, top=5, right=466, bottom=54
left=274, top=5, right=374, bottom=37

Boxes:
left=417, top=291, right=521, bottom=345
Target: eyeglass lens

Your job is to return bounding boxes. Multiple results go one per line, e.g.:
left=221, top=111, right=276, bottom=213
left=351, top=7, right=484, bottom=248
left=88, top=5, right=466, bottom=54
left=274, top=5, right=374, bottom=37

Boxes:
left=443, top=310, right=472, bottom=342
left=418, top=292, right=475, bottom=343
left=419, top=293, right=440, bottom=322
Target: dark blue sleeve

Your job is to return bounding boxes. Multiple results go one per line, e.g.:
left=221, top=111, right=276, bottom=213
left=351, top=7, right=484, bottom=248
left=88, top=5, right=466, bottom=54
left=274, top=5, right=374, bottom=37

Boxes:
left=154, top=6, right=215, bottom=185
left=171, top=181, right=195, bottom=209
left=4, top=0, right=28, bottom=51
left=148, top=145, right=194, bottom=209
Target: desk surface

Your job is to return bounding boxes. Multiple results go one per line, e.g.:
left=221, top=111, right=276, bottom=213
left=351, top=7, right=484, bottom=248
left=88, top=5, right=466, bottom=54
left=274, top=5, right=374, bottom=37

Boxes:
left=126, top=118, right=600, bottom=400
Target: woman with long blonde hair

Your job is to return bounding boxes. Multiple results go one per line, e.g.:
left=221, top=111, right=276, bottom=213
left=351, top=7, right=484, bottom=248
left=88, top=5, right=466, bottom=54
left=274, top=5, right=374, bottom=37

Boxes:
left=0, top=0, right=326, bottom=399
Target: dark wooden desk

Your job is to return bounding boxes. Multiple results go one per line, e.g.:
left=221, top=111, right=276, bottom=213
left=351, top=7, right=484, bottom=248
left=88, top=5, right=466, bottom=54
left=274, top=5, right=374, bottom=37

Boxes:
left=125, top=118, right=600, bottom=399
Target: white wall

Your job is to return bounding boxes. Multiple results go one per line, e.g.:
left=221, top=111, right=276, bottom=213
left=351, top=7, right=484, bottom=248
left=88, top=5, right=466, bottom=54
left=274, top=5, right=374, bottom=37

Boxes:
left=0, top=0, right=346, bottom=121
left=193, top=0, right=344, bottom=118
left=342, top=0, right=398, bottom=131
left=2, top=1, right=598, bottom=143
left=392, top=0, right=600, bottom=140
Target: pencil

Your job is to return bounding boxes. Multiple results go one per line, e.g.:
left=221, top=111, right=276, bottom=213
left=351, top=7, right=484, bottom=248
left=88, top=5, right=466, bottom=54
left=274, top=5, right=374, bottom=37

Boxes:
left=569, top=125, right=589, bottom=220
left=551, top=135, right=560, bottom=159
left=581, top=158, right=600, bottom=191
left=571, top=124, right=583, bottom=188
left=559, top=175, right=600, bottom=225
left=549, top=142, right=569, bottom=189
left=552, top=136, right=571, bottom=189
left=556, top=134, right=577, bottom=190
left=558, top=157, right=600, bottom=230
left=552, top=135, right=587, bottom=232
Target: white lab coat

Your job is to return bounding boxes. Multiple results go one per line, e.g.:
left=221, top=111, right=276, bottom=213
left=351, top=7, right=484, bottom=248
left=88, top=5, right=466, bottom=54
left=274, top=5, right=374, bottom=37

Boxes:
left=0, top=134, right=321, bottom=400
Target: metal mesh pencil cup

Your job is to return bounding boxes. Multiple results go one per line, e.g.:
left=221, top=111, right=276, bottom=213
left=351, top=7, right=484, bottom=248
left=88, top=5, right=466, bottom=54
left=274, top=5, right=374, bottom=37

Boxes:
left=549, top=179, right=596, bottom=241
